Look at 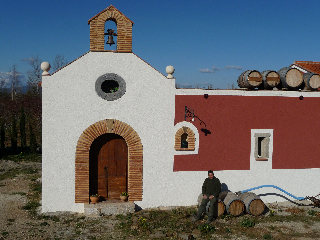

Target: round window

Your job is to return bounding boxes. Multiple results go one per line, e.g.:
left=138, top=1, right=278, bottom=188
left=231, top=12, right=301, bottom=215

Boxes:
left=101, top=80, right=119, bottom=93
left=95, top=73, right=126, bottom=101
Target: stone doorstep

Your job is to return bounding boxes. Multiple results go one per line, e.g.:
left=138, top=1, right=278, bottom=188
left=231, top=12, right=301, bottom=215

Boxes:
left=84, top=201, right=135, bottom=217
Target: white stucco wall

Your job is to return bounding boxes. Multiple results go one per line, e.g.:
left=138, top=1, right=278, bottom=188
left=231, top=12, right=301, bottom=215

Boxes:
left=42, top=51, right=175, bottom=212
left=42, top=52, right=320, bottom=213
left=161, top=168, right=320, bottom=208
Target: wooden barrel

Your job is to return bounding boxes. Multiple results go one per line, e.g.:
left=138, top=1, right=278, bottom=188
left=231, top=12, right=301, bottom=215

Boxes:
left=223, top=192, right=244, bottom=216
left=218, top=191, right=230, bottom=202
left=198, top=194, right=225, bottom=217
left=261, top=70, right=280, bottom=89
left=303, top=72, right=320, bottom=90
left=278, top=67, right=303, bottom=89
left=237, top=70, right=262, bottom=89
left=217, top=201, right=226, bottom=216
left=239, top=192, right=265, bottom=216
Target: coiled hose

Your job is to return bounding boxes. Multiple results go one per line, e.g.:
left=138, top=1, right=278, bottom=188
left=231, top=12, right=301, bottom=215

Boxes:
left=241, top=185, right=305, bottom=200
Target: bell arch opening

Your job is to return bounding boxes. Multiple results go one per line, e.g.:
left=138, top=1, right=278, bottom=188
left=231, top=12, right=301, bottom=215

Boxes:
left=88, top=5, right=133, bottom=52
left=104, top=19, right=117, bottom=51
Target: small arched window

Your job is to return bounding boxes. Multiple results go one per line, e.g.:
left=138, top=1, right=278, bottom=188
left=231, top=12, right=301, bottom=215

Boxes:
left=175, top=127, right=195, bottom=151
left=181, top=133, right=188, bottom=148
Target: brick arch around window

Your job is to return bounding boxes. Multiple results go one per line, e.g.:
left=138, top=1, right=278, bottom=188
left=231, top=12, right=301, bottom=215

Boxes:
left=75, top=119, right=143, bottom=203
left=174, top=126, right=196, bottom=151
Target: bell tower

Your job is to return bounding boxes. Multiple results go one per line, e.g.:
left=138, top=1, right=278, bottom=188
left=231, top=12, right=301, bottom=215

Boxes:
left=88, top=5, right=134, bottom=52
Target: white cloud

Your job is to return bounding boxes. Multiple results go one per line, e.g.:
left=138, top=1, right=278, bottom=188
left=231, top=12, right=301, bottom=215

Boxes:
left=0, top=71, right=11, bottom=84
left=20, top=57, right=36, bottom=63
left=178, top=83, right=193, bottom=88
left=225, top=65, right=243, bottom=70
left=0, top=71, right=26, bottom=86
left=199, top=66, right=220, bottom=73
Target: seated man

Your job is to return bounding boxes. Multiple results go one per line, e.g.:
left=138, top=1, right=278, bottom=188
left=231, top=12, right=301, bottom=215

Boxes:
left=192, top=170, right=221, bottom=223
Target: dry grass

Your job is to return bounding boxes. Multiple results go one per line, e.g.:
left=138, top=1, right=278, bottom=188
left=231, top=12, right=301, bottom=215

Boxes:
left=1, top=155, right=320, bottom=239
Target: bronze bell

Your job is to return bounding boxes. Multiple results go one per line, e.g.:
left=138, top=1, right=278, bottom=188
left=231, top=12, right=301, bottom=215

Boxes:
left=105, top=29, right=117, bottom=46
left=106, top=35, right=115, bottom=46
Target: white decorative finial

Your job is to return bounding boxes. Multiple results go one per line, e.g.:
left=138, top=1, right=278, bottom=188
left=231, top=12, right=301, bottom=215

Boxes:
left=166, top=65, right=175, bottom=79
left=41, top=62, right=51, bottom=76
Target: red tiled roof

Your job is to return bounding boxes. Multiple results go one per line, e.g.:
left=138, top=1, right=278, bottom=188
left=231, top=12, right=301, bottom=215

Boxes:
left=292, top=61, right=320, bottom=75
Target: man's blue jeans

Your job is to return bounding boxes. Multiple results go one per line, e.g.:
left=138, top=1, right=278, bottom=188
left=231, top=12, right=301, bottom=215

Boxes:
left=196, top=195, right=217, bottom=220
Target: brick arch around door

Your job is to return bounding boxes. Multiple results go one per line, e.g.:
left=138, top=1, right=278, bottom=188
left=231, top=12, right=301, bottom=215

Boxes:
left=75, top=119, right=143, bottom=203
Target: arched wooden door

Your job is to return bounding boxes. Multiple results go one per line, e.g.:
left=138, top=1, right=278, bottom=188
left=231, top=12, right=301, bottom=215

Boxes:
left=89, top=133, right=128, bottom=200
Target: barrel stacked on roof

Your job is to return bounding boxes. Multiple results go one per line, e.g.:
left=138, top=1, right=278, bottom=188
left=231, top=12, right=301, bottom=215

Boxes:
left=237, top=67, right=320, bottom=91
left=261, top=70, right=280, bottom=89
left=237, top=70, right=262, bottom=89
left=278, top=67, right=303, bottom=89
left=303, top=72, right=320, bottom=90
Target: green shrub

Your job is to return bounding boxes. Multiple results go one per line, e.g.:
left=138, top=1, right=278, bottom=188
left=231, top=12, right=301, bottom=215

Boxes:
left=308, top=210, right=318, bottom=216
left=240, top=218, right=255, bottom=228
left=23, top=201, right=41, bottom=211
left=139, top=217, right=148, bottom=229
left=11, top=192, right=26, bottom=196
left=11, top=115, right=17, bottom=152
left=220, top=214, right=234, bottom=220
left=269, top=210, right=276, bottom=217
left=0, top=118, right=5, bottom=156
left=198, top=223, right=215, bottom=234
left=40, top=221, right=50, bottom=226
left=263, top=233, right=274, bottom=239
left=29, top=122, right=37, bottom=153
left=4, top=152, right=41, bottom=162
left=32, top=182, right=41, bottom=193
left=20, top=106, right=26, bottom=151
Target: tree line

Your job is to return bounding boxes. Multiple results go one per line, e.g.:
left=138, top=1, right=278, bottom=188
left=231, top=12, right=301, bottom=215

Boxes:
left=0, top=93, right=41, bottom=157
left=0, top=54, right=68, bottom=157
left=0, top=54, right=68, bottom=99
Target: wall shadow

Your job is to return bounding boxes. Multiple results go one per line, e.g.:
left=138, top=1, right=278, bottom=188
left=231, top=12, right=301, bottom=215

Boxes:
left=221, top=183, right=229, bottom=192
left=257, top=193, right=310, bottom=206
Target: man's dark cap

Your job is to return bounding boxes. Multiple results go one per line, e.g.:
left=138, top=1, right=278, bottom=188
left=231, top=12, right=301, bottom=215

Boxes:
left=208, top=170, right=214, bottom=175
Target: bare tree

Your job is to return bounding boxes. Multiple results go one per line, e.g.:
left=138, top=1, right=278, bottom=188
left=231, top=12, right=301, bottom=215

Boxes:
left=0, top=78, right=6, bottom=91
left=52, top=54, right=68, bottom=72
left=26, top=56, right=42, bottom=94
left=9, top=64, right=21, bottom=100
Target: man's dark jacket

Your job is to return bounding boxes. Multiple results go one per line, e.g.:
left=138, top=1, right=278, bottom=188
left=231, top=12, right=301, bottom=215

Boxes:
left=202, top=177, right=221, bottom=198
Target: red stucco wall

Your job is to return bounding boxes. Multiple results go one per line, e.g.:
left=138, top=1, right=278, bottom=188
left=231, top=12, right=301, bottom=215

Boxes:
left=174, top=94, right=320, bottom=171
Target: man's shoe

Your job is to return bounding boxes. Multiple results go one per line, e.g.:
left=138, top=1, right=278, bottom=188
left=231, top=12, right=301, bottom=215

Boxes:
left=191, top=214, right=199, bottom=222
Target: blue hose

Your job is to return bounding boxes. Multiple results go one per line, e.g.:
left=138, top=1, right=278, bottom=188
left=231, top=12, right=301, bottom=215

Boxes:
left=241, top=185, right=305, bottom=200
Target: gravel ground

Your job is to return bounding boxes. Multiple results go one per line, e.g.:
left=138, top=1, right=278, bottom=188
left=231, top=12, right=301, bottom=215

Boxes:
left=1, top=159, right=320, bottom=239
left=0, top=160, right=126, bottom=239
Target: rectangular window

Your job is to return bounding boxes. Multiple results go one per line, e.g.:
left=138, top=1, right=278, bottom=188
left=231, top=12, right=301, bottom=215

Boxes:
left=254, top=133, right=271, bottom=160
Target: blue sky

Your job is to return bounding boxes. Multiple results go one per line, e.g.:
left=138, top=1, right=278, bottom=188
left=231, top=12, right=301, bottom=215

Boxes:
left=1, top=0, right=320, bottom=89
